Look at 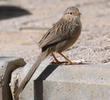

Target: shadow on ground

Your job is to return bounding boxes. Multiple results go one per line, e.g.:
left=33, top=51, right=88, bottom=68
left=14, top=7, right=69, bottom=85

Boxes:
left=0, top=5, right=31, bottom=20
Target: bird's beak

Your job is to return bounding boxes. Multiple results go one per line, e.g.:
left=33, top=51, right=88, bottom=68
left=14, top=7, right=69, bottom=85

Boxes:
left=74, top=12, right=81, bottom=16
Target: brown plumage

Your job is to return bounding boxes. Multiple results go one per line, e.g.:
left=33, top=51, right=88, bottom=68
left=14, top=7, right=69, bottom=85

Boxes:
left=14, top=6, right=82, bottom=98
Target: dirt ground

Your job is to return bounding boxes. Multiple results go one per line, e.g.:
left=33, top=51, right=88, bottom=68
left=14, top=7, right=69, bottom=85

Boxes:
left=0, top=0, right=110, bottom=64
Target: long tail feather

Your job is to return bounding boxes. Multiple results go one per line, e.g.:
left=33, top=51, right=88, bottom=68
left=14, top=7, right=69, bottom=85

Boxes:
left=14, top=51, right=48, bottom=99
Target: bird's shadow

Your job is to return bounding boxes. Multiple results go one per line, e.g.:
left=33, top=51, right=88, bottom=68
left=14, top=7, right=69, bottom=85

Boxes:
left=0, top=5, right=31, bottom=20
left=34, top=62, right=88, bottom=100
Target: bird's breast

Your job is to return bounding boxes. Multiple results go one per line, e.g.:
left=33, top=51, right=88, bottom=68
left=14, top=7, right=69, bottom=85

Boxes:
left=69, top=24, right=81, bottom=45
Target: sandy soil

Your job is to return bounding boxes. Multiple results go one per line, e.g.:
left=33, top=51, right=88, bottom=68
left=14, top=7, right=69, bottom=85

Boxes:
left=0, top=0, right=110, bottom=64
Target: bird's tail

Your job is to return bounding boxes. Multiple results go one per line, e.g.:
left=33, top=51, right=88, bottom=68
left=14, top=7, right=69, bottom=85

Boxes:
left=14, top=51, right=48, bottom=99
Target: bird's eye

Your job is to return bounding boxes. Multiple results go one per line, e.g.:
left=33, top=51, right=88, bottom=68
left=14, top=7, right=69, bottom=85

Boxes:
left=70, top=12, right=72, bottom=15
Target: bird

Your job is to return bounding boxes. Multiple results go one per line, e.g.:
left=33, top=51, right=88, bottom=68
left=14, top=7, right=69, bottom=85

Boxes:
left=14, top=6, right=82, bottom=98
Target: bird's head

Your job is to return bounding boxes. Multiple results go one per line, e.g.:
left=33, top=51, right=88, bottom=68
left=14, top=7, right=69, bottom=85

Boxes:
left=63, top=7, right=81, bottom=21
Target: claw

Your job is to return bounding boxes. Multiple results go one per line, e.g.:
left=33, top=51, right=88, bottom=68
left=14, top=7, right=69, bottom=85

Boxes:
left=63, top=62, right=80, bottom=65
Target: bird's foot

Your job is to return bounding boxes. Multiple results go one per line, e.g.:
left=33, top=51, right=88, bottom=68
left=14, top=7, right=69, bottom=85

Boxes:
left=63, top=62, right=80, bottom=65
left=51, top=59, right=85, bottom=65
left=63, top=59, right=85, bottom=65
left=51, top=61, right=66, bottom=64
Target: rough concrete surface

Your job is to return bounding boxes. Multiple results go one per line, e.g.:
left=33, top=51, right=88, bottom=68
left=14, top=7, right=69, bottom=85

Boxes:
left=42, top=63, right=110, bottom=100
left=43, top=81, right=110, bottom=100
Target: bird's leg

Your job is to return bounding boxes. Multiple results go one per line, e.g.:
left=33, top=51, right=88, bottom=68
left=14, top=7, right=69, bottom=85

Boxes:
left=58, top=52, right=79, bottom=65
left=52, top=52, right=59, bottom=63
left=51, top=52, right=64, bottom=64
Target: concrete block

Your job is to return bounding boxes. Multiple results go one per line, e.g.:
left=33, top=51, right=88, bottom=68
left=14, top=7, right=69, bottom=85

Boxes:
left=34, top=63, right=110, bottom=100
left=11, top=61, right=110, bottom=100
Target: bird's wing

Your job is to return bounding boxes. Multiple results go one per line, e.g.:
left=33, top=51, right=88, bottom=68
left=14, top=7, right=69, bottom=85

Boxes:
left=39, top=18, right=77, bottom=49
